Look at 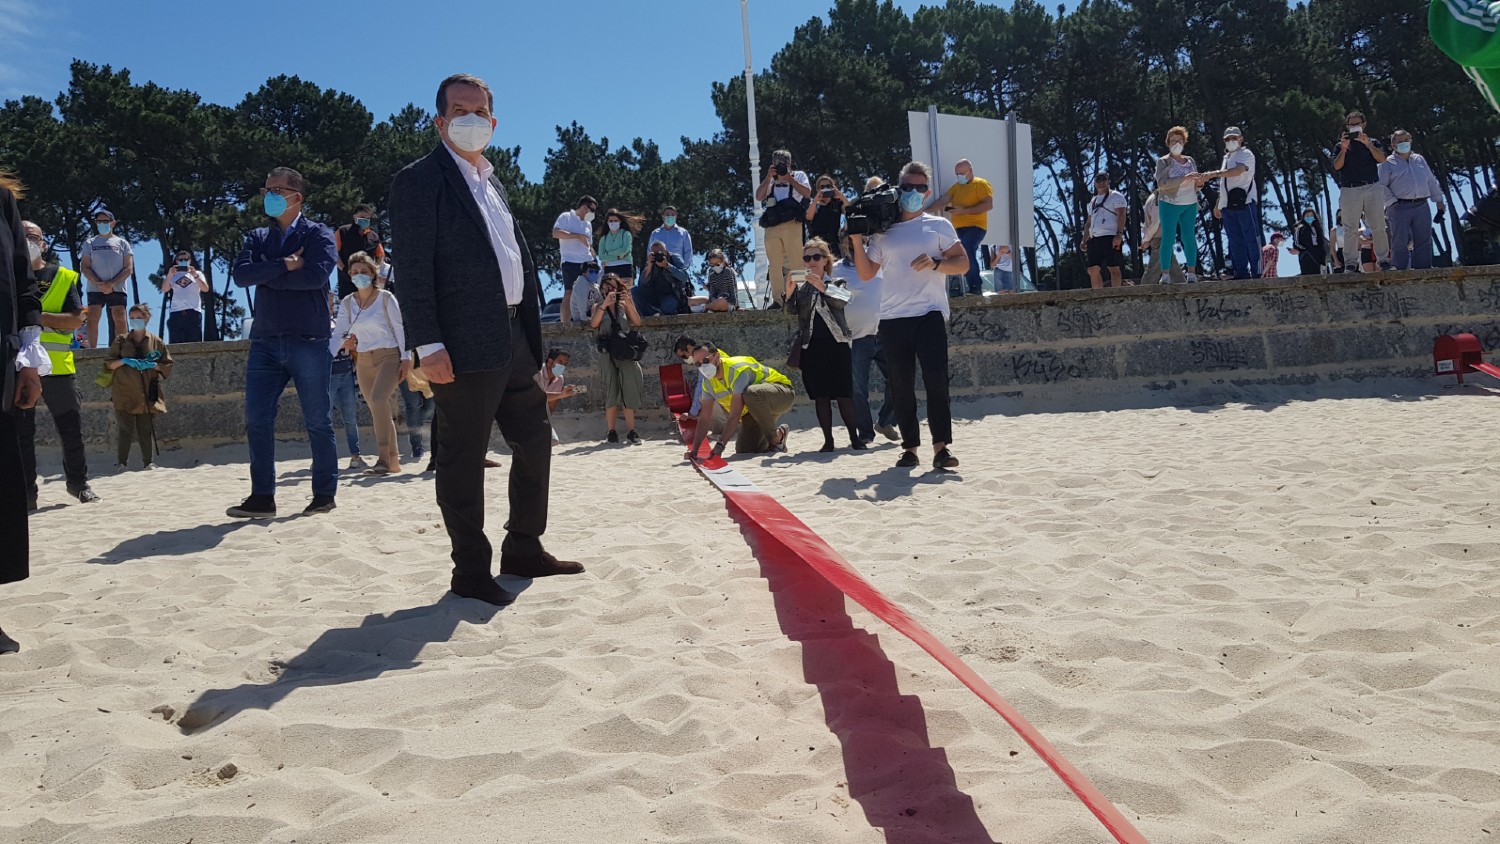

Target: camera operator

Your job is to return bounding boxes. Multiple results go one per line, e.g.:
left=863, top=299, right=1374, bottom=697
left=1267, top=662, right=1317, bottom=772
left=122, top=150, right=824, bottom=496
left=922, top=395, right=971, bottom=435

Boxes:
left=805, top=175, right=848, bottom=257
left=848, top=161, right=967, bottom=471
left=635, top=241, right=689, bottom=316
left=1332, top=111, right=1390, bottom=270
left=755, top=149, right=812, bottom=308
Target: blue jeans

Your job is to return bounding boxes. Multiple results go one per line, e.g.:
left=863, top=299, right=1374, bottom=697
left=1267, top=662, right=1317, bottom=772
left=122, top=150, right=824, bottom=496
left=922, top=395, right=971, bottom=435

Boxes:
left=956, top=226, right=987, bottom=294
left=399, top=379, right=431, bottom=454
left=328, top=368, right=362, bottom=456
left=1223, top=203, right=1259, bottom=279
left=246, top=336, right=338, bottom=499
left=994, top=268, right=1014, bottom=292
left=850, top=335, right=895, bottom=442
left=632, top=285, right=680, bottom=317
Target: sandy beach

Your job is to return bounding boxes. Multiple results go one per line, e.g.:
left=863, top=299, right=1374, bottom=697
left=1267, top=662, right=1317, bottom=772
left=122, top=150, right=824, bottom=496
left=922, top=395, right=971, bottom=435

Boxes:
left=3, top=386, right=1499, bottom=844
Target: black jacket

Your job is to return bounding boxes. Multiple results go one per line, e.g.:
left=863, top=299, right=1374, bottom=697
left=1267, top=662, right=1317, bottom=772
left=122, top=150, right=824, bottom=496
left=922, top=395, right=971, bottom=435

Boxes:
left=2, top=185, right=40, bottom=414
left=388, top=145, right=543, bottom=374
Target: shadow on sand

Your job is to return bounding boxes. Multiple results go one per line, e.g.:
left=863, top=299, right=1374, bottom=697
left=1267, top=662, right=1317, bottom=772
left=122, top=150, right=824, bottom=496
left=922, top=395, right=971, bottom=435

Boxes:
left=729, top=503, right=999, bottom=843
left=176, top=580, right=531, bottom=733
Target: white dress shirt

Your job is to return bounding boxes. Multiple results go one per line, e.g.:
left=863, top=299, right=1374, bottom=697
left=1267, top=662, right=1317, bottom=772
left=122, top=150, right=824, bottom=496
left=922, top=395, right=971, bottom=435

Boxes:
left=417, top=143, right=528, bottom=361
left=14, top=326, right=51, bottom=374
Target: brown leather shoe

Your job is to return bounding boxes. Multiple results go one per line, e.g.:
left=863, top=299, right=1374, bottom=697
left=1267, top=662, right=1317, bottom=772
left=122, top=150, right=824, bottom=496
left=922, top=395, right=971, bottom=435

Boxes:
left=499, top=551, right=585, bottom=578
left=449, top=577, right=517, bottom=606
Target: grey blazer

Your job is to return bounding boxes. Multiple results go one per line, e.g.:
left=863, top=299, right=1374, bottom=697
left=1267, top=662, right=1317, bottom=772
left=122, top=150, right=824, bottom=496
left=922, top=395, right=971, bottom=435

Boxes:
left=388, top=145, right=544, bottom=375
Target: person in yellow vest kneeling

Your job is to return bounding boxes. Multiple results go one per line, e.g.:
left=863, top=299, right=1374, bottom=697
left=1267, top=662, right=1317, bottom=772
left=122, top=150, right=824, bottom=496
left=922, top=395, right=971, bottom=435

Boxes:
left=17, top=221, right=99, bottom=509
left=681, top=342, right=794, bottom=461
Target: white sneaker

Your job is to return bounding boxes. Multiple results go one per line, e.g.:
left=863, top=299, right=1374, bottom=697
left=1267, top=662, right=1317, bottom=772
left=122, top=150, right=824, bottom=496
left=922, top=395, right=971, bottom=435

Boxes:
left=347, top=455, right=368, bottom=470
left=143, top=463, right=157, bottom=471
left=1184, top=272, right=1199, bottom=284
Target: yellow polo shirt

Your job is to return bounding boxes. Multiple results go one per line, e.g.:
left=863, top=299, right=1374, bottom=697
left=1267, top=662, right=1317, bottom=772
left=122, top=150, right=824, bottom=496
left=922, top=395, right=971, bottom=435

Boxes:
left=949, top=177, right=994, bottom=230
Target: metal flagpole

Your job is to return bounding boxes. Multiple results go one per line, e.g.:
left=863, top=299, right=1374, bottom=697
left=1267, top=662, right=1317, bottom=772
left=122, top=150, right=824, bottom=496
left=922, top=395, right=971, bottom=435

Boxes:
left=742, top=0, right=766, bottom=309
left=1006, top=111, right=1023, bottom=289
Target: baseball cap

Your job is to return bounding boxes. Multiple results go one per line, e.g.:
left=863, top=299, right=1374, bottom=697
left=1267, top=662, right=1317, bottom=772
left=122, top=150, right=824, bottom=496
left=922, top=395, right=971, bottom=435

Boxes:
left=1223, top=126, right=1243, bottom=139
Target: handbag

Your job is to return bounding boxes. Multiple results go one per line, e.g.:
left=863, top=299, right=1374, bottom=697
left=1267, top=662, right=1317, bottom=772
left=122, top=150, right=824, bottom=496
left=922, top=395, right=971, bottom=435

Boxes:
left=605, top=308, right=648, bottom=362
left=786, top=332, right=803, bottom=371
left=759, top=197, right=806, bottom=229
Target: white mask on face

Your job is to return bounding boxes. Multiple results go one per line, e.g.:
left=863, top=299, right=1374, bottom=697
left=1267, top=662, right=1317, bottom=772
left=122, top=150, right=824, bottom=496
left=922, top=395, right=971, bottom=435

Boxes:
left=1225, top=140, right=1241, bottom=152
left=607, top=220, right=621, bottom=232
left=583, top=210, right=596, bottom=223
left=27, top=241, right=42, bottom=262
left=1170, top=143, right=1184, bottom=155
left=699, top=362, right=717, bottom=380
left=446, top=113, right=494, bottom=152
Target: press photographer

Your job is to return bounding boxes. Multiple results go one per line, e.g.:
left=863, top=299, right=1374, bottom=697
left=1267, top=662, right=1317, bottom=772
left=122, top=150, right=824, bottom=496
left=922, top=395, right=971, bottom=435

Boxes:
left=634, top=242, right=691, bottom=316
left=755, top=149, right=812, bottom=308
left=848, top=161, right=966, bottom=472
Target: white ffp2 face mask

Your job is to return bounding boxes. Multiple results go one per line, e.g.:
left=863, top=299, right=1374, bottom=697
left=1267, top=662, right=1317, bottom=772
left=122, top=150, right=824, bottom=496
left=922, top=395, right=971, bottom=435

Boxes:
left=1225, top=140, right=1240, bottom=152
left=699, top=362, right=717, bottom=380
left=446, top=114, right=494, bottom=152
left=27, top=241, right=42, bottom=262
left=1170, top=143, right=1184, bottom=155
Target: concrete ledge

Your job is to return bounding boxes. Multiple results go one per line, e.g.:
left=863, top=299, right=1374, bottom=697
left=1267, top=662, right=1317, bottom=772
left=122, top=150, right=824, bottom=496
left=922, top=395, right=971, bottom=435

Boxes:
left=27, top=266, right=1500, bottom=447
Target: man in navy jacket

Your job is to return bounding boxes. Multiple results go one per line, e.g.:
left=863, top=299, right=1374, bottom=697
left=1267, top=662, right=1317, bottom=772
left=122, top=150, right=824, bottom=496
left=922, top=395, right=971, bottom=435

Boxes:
left=227, top=167, right=340, bottom=519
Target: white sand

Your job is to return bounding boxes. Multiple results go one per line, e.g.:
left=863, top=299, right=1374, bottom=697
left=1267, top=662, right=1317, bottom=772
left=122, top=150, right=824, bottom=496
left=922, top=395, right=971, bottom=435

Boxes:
left=3, top=389, right=1499, bottom=843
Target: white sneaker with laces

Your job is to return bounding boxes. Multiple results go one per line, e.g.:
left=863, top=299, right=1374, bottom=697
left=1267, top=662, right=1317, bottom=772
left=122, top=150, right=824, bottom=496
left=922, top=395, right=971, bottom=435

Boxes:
left=347, top=455, right=368, bottom=470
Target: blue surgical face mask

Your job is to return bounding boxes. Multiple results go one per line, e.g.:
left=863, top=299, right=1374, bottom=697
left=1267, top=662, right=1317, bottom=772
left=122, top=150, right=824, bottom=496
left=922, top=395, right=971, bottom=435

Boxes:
left=900, top=189, right=926, bottom=213
left=1304, top=215, right=1315, bottom=223
left=96, top=221, right=112, bottom=235
left=551, top=363, right=566, bottom=377
left=1395, top=141, right=1412, bottom=154
left=586, top=271, right=599, bottom=284
left=355, top=217, right=370, bottom=229
left=128, top=318, right=146, bottom=332
left=264, top=192, right=289, bottom=218
left=956, top=174, right=971, bottom=185
left=352, top=274, right=373, bottom=289
left=664, top=215, right=677, bottom=227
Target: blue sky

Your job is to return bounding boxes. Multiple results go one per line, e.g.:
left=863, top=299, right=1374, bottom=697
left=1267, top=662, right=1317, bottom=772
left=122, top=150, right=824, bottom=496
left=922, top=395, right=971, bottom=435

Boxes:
left=1, top=0, right=933, bottom=181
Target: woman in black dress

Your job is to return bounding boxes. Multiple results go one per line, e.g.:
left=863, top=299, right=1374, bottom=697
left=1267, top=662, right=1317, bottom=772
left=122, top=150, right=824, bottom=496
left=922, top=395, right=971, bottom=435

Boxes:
left=2, top=169, right=45, bottom=654
left=787, top=237, right=862, bottom=452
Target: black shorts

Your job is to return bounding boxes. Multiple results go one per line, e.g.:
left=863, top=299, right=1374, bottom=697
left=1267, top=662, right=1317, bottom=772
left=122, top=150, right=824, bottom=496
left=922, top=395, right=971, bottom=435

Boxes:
left=87, top=290, right=127, bottom=308
left=1086, top=236, right=1123, bottom=268
left=561, top=262, right=586, bottom=292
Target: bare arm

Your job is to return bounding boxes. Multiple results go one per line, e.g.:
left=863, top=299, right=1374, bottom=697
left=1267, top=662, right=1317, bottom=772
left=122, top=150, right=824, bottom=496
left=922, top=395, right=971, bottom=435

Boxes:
left=848, top=235, right=881, bottom=282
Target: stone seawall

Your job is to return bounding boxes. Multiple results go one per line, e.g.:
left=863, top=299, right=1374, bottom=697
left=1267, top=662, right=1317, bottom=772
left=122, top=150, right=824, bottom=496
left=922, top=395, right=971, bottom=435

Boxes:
left=30, top=268, right=1500, bottom=446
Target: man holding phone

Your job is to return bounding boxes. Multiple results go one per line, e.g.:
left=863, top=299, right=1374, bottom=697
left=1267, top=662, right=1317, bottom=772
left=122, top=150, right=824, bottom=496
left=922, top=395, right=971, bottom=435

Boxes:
left=849, top=161, right=968, bottom=471
left=1332, top=111, right=1390, bottom=271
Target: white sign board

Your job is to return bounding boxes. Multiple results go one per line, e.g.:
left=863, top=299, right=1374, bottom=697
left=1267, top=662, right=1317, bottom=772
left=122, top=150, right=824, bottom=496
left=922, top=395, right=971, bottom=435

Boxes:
left=907, top=111, right=1035, bottom=249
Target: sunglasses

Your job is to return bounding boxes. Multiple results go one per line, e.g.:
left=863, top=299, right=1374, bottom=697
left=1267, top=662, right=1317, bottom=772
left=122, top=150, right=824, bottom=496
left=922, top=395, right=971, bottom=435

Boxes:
left=899, top=182, right=929, bottom=192
left=802, top=255, right=822, bottom=262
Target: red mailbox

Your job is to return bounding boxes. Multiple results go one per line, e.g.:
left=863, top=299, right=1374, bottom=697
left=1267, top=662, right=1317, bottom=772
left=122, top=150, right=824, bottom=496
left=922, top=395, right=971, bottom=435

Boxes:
left=1433, top=333, right=1485, bottom=383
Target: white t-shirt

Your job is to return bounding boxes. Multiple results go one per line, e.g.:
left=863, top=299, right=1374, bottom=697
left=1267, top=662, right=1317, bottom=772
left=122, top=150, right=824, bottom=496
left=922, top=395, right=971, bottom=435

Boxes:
left=833, top=260, right=883, bottom=340
left=769, top=170, right=811, bottom=203
left=1087, top=190, right=1128, bottom=237
left=865, top=214, right=958, bottom=321
left=329, top=290, right=408, bottom=357
left=165, top=269, right=204, bottom=312
left=554, top=210, right=593, bottom=264
left=1216, top=147, right=1257, bottom=209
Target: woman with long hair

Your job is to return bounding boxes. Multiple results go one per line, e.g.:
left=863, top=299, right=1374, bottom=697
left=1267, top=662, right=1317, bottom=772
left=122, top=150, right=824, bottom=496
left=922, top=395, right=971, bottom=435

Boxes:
left=597, top=208, right=644, bottom=283
left=788, top=237, right=861, bottom=452
left=330, top=251, right=411, bottom=474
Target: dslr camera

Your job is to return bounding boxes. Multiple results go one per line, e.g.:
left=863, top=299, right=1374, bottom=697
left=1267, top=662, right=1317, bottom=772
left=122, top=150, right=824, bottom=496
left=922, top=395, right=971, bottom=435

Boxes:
left=844, top=183, right=901, bottom=236
left=775, top=161, right=789, bottom=176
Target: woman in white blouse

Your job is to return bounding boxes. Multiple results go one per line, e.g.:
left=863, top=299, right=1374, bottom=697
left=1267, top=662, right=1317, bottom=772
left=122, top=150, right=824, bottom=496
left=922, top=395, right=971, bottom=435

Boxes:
left=330, top=251, right=411, bottom=475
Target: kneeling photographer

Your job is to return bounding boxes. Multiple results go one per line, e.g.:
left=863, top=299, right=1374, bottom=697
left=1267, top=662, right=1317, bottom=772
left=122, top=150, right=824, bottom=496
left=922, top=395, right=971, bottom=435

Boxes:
left=635, top=242, right=690, bottom=317
left=849, top=161, right=967, bottom=472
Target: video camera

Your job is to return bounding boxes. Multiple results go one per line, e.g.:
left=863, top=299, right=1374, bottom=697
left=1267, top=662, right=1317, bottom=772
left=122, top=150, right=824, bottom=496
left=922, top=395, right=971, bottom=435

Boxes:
left=845, top=183, right=901, bottom=237
left=1459, top=185, right=1500, bottom=266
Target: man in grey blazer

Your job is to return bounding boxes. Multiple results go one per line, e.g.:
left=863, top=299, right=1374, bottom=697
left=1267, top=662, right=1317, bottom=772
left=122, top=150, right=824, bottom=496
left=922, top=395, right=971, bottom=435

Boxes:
left=389, top=73, right=582, bottom=607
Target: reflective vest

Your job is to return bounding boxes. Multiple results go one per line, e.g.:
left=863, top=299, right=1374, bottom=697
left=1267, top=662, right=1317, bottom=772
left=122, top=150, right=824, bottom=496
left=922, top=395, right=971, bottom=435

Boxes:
left=702, top=354, right=792, bottom=413
left=39, top=266, right=80, bottom=376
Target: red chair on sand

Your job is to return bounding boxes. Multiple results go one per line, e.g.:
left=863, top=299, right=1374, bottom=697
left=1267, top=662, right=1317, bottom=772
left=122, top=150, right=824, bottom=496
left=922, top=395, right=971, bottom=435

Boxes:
left=660, top=363, right=692, bottom=414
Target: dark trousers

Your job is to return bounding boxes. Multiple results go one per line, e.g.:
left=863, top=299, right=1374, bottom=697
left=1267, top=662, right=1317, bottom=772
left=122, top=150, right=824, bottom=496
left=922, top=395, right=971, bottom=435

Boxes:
left=1223, top=204, right=1259, bottom=279
left=878, top=311, right=953, bottom=450
left=245, top=336, right=338, bottom=499
left=1, top=410, right=29, bottom=584
left=116, top=411, right=156, bottom=466
left=17, top=374, right=89, bottom=497
left=955, top=226, right=987, bottom=294
left=168, top=310, right=203, bottom=344
left=1388, top=201, right=1435, bottom=270
left=429, top=321, right=550, bottom=581
left=1298, top=250, right=1325, bottom=276
left=398, top=380, right=431, bottom=455
left=850, top=335, right=894, bottom=442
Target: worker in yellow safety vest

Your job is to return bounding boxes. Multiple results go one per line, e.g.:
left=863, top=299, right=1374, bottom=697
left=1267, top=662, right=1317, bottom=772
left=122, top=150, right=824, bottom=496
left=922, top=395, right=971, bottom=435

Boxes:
left=678, top=340, right=795, bottom=459
left=17, top=221, right=100, bottom=509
